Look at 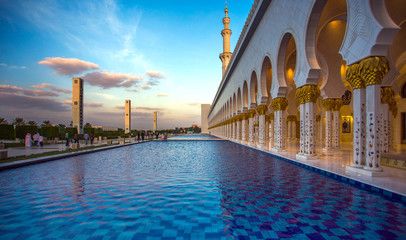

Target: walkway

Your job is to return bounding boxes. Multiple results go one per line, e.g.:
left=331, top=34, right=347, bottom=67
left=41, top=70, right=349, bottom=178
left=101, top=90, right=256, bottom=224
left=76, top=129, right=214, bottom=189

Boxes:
left=229, top=139, right=406, bottom=198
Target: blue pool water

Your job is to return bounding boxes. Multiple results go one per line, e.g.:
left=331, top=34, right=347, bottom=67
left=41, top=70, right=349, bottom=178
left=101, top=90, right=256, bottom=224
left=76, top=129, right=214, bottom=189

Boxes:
left=0, top=141, right=405, bottom=239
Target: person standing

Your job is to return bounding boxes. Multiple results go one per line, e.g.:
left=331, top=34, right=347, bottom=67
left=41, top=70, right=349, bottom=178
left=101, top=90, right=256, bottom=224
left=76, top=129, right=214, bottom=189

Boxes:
left=38, top=135, right=44, bottom=147
left=155, top=131, right=159, bottom=140
left=137, top=132, right=140, bottom=141
left=65, top=132, right=70, bottom=146
left=141, top=131, right=145, bottom=141
left=90, top=133, right=94, bottom=145
left=84, top=133, right=89, bottom=145
left=33, top=132, right=39, bottom=147
left=25, top=133, right=32, bottom=148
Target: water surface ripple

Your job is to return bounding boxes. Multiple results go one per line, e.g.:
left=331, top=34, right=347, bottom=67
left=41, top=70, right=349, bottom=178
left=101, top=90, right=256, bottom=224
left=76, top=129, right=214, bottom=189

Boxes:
left=0, top=141, right=405, bottom=239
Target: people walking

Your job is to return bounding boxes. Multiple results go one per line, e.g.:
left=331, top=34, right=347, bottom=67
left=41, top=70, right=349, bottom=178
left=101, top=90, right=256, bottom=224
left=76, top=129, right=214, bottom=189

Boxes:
left=33, top=132, right=39, bottom=147
left=155, top=131, right=159, bottom=140
left=73, top=133, right=79, bottom=143
left=137, top=132, right=140, bottom=141
left=38, top=135, right=44, bottom=147
left=141, top=131, right=145, bottom=141
left=90, top=133, right=94, bottom=145
left=65, top=132, right=71, bottom=146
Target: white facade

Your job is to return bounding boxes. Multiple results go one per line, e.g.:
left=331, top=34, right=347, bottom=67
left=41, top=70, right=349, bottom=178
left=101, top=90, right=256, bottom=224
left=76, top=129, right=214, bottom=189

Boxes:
left=208, top=0, right=405, bottom=175
left=201, top=104, right=211, bottom=133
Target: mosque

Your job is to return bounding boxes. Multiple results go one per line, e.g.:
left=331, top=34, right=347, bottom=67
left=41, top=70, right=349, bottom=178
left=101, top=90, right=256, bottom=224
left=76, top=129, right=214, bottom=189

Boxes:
left=204, top=0, right=406, bottom=176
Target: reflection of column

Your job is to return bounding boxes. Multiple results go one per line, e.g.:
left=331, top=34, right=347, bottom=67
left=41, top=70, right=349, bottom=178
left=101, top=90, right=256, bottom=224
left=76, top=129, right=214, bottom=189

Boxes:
left=346, top=63, right=366, bottom=168
left=236, top=115, right=241, bottom=143
left=241, top=113, right=249, bottom=144
left=268, top=113, right=274, bottom=150
left=380, top=87, right=394, bottom=154
left=287, top=115, right=297, bottom=141
left=362, top=57, right=389, bottom=172
left=271, top=98, right=288, bottom=152
left=296, top=85, right=320, bottom=160
left=256, top=105, right=268, bottom=150
left=248, top=110, right=256, bottom=146
left=233, top=117, right=237, bottom=141
left=316, top=115, right=321, bottom=143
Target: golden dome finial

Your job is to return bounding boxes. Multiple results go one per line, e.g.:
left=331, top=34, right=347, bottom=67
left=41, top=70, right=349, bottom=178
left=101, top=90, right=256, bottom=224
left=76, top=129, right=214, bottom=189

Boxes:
left=225, top=2, right=228, bottom=17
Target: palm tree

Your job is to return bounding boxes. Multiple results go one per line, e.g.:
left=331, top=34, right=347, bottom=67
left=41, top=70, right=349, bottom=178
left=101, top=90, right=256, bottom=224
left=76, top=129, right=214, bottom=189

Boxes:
left=0, top=118, right=8, bottom=125
left=41, top=120, right=52, bottom=127
left=84, top=122, right=92, bottom=128
left=58, top=123, right=66, bottom=128
left=28, top=121, right=38, bottom=126
left=12, top=118, right=25, bottom=126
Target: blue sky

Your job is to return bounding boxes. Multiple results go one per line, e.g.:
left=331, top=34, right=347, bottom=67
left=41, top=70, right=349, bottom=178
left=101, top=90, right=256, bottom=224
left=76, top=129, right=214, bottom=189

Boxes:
left=0, top=0, right=253, bottom=130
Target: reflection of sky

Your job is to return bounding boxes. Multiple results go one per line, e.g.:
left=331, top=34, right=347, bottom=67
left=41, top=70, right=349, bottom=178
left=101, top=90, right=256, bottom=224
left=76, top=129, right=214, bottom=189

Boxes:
left=0, top=0, right=253, bottom=129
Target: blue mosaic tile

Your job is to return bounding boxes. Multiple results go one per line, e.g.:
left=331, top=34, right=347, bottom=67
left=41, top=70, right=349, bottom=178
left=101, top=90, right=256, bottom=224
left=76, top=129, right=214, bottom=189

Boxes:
left=0, top=141, right=405, bottom=239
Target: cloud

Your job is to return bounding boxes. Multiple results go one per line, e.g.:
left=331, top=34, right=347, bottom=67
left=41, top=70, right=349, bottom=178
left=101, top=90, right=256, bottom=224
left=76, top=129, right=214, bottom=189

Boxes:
left=38, top=57, right=99, bottom=75
left=88, top=92, right=118, bottom=100
left=31, top=83, right=71, bottom=94
left=0, top=84, right=58, bottom=97
left=187, top=102, right=200, bottom=106
left=0, top=63, right=26, bottom=69
left=157, top=94, right=168, bottom=97
left=140, top=85, right=151, bottom=90
left=146, top=71, right=165, bottom=79
left=115, top=105, right=125, bottom=110
left=136, top=107, right=163, bottom=111
left=127, top=89, right=140, bottom=93
left=0, top=92, right=69, bottom=112
left=81, top=70, right=142, bottom=89
left=64, top=100, right=103, bottom=108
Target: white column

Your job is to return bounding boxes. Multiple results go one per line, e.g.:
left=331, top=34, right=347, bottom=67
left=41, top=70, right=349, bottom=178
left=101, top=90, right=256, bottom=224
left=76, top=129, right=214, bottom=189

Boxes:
left=351, top=88, right=366, bottom=168
left=381, top=104, right=389, bottom=154
left=305, top=102, right=316, bottom=155
left=332, top=111, right=340, bottom=148
left=242, top=116, right=248, bottom=144
left=292, top=120, right=296, bottom=140
left=257, top=114, right=268, bottom=150
left=388, top=111, right=393, bottom=151
left=236, top=119, right=241, bottom=143
left=287, top=121, right=292, bottom=140
left=299, top=104, right=305, bottom=154
left=248, top=115, right=255, bottom=146
left=365, top=84, right=382, bottom=171
left=272, top=110, right=286, bottom=152
left=324, top=111, right=332, bottom=149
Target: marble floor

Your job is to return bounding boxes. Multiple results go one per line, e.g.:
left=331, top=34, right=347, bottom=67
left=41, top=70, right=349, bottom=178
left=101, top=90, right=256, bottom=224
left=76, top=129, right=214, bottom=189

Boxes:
left=226, top=138, right=406, bottom=197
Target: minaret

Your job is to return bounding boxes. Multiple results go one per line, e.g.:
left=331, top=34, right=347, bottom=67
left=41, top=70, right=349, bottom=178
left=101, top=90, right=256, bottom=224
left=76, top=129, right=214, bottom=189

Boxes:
left=219, top=2, right=232, bottom=77
left=153, top=112, right=157, bottom=132
left=72, top=78, right=83, bottom=134
left=125, top=100, right=131, bottom=134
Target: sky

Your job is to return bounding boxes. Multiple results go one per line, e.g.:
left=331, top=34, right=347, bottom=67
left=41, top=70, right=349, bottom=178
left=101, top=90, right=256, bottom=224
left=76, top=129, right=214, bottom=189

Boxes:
left=0, top=0, right=253, bottom=130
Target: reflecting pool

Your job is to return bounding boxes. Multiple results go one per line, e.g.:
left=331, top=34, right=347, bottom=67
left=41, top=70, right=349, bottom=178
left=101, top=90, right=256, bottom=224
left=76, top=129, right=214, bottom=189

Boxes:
left=0, top=141, right=405, bottom=239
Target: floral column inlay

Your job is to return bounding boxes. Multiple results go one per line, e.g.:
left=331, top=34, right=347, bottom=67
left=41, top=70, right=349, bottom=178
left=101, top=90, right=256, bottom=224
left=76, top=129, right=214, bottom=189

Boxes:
left=346, top=63, right=366, bottom=168
left=236, top=115, right=242, bottom=143
left=380, top=87, right=394, bottom=154
left=241, top=113, right=249, bottom=144
left=295, top=85, right=320, bottom=160
left=247, top=109, right=256, bottom=146
left=268, top=113, right=274, bottom=150
left=271, top=98, right=288, bottom=152
left=256, top=105, right=268, bottom=150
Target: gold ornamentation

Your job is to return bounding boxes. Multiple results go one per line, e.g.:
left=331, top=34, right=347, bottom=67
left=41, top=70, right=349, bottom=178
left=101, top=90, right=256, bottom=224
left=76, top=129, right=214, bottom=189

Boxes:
left=381, top=87, right=394, bottom=104
left=322, top=98, right=342, bottom=111
left=388, top=98, right=398, bottom=117
left=241, top=113, right=249, bottom=120
left=269, top=113, right=274, bottom=120
left=316, top=115, right=321, bottom=122
left=256, top=105, right=268, bottom=115
left=333, top=99, right=343, bottom=111
left=271, top=98, right=288, bottom=111
left=235, top=115, right=242, bottom=121
left=295, top=85, right=320, bottom=104
left=345, top=63, right=365, bottom=89
left=247, top=109, right=256, bottom=118
left=358, top=56, right=389, bottom=86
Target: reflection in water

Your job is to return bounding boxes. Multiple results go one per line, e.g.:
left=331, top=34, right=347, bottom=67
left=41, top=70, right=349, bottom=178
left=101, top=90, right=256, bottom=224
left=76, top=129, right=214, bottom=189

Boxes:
left=0, top=141, right=405, bottom=239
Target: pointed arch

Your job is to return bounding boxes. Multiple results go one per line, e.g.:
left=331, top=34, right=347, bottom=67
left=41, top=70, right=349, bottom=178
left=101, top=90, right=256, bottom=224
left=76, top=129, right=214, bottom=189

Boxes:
left=249, top=71, right=258, bottom=108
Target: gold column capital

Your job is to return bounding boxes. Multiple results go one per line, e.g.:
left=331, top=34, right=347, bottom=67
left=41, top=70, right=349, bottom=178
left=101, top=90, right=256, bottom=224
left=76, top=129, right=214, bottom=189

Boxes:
left=388, top=98, right=398, bottom=117
left=333, top=99, right=343, bottom=111
left=295, top=85, right=320, bottom=104
left=316, top=115, right=321, bottom=122
left=345, top=63, right=365, bottom=89
left=359, top=56, right=389, bottom=86
left=247, top=109, right=256, bottom=118
left=241, top=113, right=249, bottom=120
left=269, top=113, right=274, bottom=120
left=322, top=98, right=342, bottom=111
left=271, top=97, right=288, bottom=111
left=256, top=105, right=268, bottom=115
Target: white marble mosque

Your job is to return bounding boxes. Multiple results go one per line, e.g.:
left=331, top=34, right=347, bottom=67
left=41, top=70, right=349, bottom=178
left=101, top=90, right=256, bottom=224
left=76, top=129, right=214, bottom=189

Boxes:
left=205, top=0, right=406, bottom=179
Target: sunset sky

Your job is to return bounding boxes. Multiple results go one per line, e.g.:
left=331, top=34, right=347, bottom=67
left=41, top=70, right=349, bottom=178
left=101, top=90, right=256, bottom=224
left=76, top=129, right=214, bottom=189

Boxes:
left=0, top=0, right=253, bottom=130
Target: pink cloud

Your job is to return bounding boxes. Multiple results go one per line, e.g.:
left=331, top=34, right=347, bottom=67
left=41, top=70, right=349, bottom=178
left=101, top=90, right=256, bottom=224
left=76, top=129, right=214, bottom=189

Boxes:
left=140, top=85, right=151, bottom=90
left=157, top=94, right=168, bottom=97
left=81, top=70, right=143, bottom=89
left=0, top=92, right=69, bottom=112
left=31, top=83, right=71, bottom=94
left=0, top=84, right=58, bottom=97
left=146, top=71, right=165, bottom=79
left=38, top=57, right=99, bottom=75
